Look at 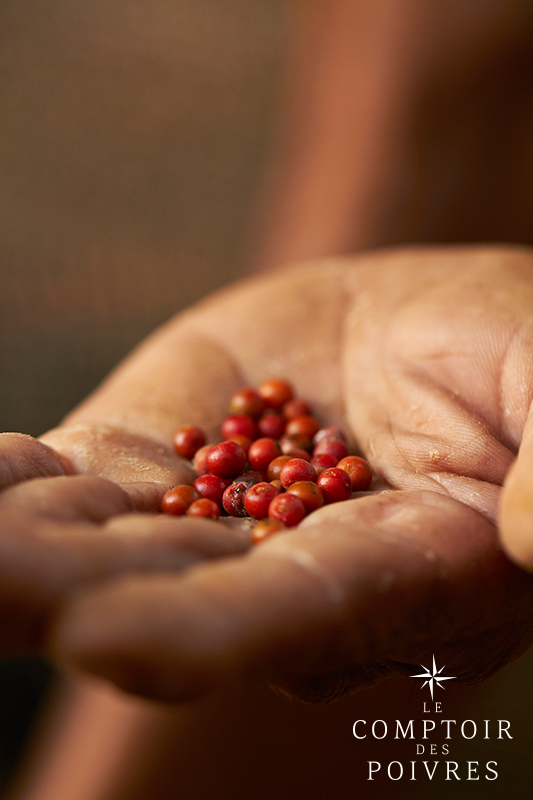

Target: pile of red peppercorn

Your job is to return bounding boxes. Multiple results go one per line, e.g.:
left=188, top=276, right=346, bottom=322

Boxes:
left=161, top=379, right=372, bottom=543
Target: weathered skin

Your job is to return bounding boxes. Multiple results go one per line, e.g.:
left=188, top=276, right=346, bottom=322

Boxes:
left=38, top=245, right=533, bottom=702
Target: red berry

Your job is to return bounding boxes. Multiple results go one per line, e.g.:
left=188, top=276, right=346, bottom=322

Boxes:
left=313, top=426, right=348, bottom=445
left=283, top=398, right=311, bottom=419
left=252, top=518, right=286, bottom=544
left=258, top=378, right=294, bottom=410
left=229, top=387, right=265, bottom=418
left=161, top=484, right=200, bottom=515
left=233, top=470, right=264, bottom=489
left=227, top=434, right=252, bottom=453
left=285, top=415, right=321, bottom=441
left=193, top=444, right=215, bottom=475
left=222, top=482, right=248, bottom=516
left=311, top=452, right=338, bottom=473
left=258, top=411, right=286, bottom=439
left=270, top=479, right=283, bottom=491
left=221, top=414, right=258, bottom=442
left=267, top=455, right=292, bottom=481
left=244, top=482, right=280, bottom=519
left=337, top=456, right=372, bottom=491
left=193, top=474, right=229, bottom=506
left=316, top=467, right=352, bottom=503
left=280, top=435, right=313, bottom=455
left=206, top=441, right=247, bottom=478
left=173, top=426, right=206, bottom=460
left=281, top=446, right=311, bottom=462
left=187, top=498, right=220, bottom=520
left=279, top=458, right=317, bottom=488
left=248, top=437, right=282, bottom=472
left=268, top=493, right=306, bottom=527
left=287, top=481, right=324, bottom=512
left=313, top=438, right=349, bottom=463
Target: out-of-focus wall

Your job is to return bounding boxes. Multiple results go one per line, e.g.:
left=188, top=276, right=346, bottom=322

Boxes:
left=0, top=0, right=291, bottom=437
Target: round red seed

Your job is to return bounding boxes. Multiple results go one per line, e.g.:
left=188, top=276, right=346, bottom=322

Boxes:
left=313, top=438, right=349, bottom=463
left=258, top=411, right=286, bottom=439
left=252, top=518, right=286, bottom=544
left=221, top=414, right=258, bottom=442
left=311, top=452, right=338, bottom=473
left=193, top=474, right=229, bottom=506
left=244, top=481, right=280, bottom=519
left=285, top=415, right=321, bottom=441
left=280, top=435, right=313, bottom=455
left=283, top=398, right=311, bottom=419
left=233, top=470, right=264, bottom=489
left=279, top=458, right=317, bottom=488
left=287, top=480, right=324, bottom=512
left=229, top=387, right=265, bottom=418
left=173, top=425, right=206, bottom=460
left=187, top=498, right=220, bottom=520
left=222, top=482, right=248, bottom=516
left=267, top=455, right=292, bottom=481
left=193, top=444, right=215, bottom=475
left=337, top=456, right=372, bottom=491
left=313, top=426, right=347, bottom=446
left=270, top=479, right=283, bottom=491
left=206, top=441, right=247, bottom=478
left=268, top=493, right=306, bottom=527
left=161, top=484, right=200, bottom=515
left=227, top=434, right=252, bottom=453
left=258, top=378, right=294, bottom=410
left=316, top=467, right=352, bottom=503
left=248, top=437, right=282, bottom=472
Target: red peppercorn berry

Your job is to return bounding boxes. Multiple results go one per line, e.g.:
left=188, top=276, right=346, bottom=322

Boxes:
left=248, top=437, right=282, bottom=472
left=285, top=415, right=321, bottom=441
left=313, top=437, right=349, bottom=463
left=267, top=455, right=292, bottom=481
left=222, top=482, right=248, bottom=516
left=173, top=425, right=206, bottom=460
left=283, top=398, right=311, bottom=419
left=193, top=474, right=229, bottom=506
left=244, top=481, right=280, bottom=519
left=229, top=387, right=265, bottom=418
left=161, top=484, right=200, bottom=515
left=258, top=378, right=294, bottom=410
left=258, top=411, right=286, bottom=439
left=252, top=518, right=286, bottom=544
left=280, top=435, right=313, bottom=455
left=206, top=441, right=247, bottom=478
left=233, top=470, right=264, bottom=489
left=311, top=452, right=338, bottom=473
left=287, top=480, right=324, bottom=512
left=316, top=467, right=352, bottom=504
left=268, top=492, right=306, bottom=527
left=193, top=444, right=215, bottom=475
left=337, top=456, right=372, bottom=491
left=279, top=457, right=317, bottom=489
left=221, top=414, right=258, bottom=442
left=313, top=426, right=347, bottom=446
left=227, top=434, right=252, bottom=453
left=187, top=498, right=220, bottom=520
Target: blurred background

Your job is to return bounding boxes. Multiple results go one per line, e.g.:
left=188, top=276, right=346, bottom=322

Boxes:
left=1, top=0, right=533, bottom=797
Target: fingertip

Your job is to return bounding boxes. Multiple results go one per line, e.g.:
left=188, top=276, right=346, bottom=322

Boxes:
left=499, top=462, right=533, bottom=571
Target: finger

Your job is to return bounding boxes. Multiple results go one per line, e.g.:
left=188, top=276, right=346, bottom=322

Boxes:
left=41, top=424, right=195, bottom=511
left=0, top=481, right=251, bottom=653
left=0, top=433, right=69, bottom=490
left=499, top=404, right=533, bottom=569
left=52, top=490, right=533, bottom=702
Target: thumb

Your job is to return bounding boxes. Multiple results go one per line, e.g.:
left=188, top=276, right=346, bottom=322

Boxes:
left=499, top=401, right=533, bottom=570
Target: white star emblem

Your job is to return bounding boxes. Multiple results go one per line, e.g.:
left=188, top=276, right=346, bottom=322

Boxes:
left=410, top=655, right=456, bottom=699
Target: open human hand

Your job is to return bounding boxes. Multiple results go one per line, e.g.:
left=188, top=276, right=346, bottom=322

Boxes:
left=44, top=246, right=533, bottom=702
left=0, top=433, right=249, bottom=654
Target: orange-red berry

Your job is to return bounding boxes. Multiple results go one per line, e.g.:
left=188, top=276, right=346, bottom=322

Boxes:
left=206, top=441, right=247, bottom=478
left=268, top=493, right=306, bottom=527
left=258, top=378, right=294, bottom=410
left=287, top=480, right=324, bottom=512
left=244, top=481, right=280, bottom=519
left=173, top=425, right=206, bottom=460
left=279, top=458, right=317, bottom=488
left=337, top=456, right=372, bottom=491
left=316, top=467, right=352, bottom=503
left=229, top=387, right=265, bottom=418
left=251, top=518, right=286, bottom=544
left=187, top=498, right=220, bottom=519
left=161, top=484, right=200, bottom=515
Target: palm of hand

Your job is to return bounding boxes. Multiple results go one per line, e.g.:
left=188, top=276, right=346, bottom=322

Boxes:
left=47, top=246, right=533, bottom=702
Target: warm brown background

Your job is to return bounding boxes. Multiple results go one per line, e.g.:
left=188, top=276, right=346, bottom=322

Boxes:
left=1, top=1, right=533, bottom=797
